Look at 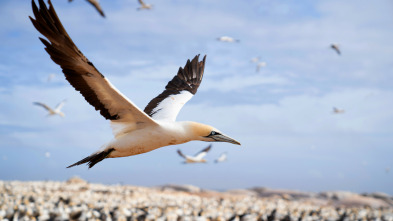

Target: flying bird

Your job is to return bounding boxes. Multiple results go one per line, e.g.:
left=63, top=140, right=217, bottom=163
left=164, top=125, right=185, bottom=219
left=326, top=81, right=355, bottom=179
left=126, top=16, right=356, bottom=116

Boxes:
left=177, top=145, right=212, bottom=164
left=137, top=0, right=152, bottom=10
left=330, top=44, right=341, bottom=55
left=69, top=0, right=105, bottom=17
left=33, top=100, right=66, bottom=117
left=214, top=152, right=227, bottom=163
left=217, top=36, right=240, bottom=43
left=332, top=107, right=345, bottom=114
left=256, top=61, right=267, bottom=72
left=30, top=0, right=240, bottom=169
left=47, top=73, right=56, bottom=82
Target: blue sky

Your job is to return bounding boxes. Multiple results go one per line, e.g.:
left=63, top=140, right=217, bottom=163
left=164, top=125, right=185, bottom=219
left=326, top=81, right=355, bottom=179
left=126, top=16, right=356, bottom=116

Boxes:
left=0, top=0, right=393, bottom=194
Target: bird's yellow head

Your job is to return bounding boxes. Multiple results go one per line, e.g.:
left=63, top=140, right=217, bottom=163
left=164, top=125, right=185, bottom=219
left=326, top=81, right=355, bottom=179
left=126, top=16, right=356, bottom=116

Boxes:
left=188, top=122, right=241, bottom=145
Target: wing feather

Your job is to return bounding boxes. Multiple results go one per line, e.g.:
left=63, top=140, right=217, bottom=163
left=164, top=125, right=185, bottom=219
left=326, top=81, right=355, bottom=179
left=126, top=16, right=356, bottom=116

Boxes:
left=144, top=55, right=206, bottom=121
left=86, top=0, right=105, bottom=17
left=30, top=0, right=157, bottom=129
left=33, top=102, right=53, bottom=112
left=194, top=144, right=211, bottom=160
left=177, top=150, right=187, bottom=159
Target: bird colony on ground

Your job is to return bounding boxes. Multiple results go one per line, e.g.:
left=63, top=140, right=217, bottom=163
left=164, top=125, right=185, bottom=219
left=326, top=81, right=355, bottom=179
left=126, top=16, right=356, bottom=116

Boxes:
left=1, top=180, right=392, bottom=221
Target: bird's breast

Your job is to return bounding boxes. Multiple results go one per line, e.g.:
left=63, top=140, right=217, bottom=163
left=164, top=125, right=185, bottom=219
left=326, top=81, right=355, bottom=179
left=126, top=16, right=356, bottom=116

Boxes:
left=108, top=124, right=191, bottom=158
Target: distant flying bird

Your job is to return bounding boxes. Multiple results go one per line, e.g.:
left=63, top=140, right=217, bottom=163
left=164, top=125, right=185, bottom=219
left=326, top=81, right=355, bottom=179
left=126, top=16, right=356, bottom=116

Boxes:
left=386, top=167, right=390, bottom=173
left=30, top=0, right=240, bottom=169
left=256, top=61, right=267, bottom=72
left=217, top=36, right=240, bottom=43
left=33, top=100, right=66, bottom=117
left=137, top=0, right=152, bottom=10
left=330, top=44, right=341, bottom=55
left=214, top=152, right=227, bottom=163
left=47, top=73, right=56, bottom=82
left=68, top=0, right=105, bottom=17
left=177, top=145, right=212, bottom=163
left=332, top=107, right=345, bottom=114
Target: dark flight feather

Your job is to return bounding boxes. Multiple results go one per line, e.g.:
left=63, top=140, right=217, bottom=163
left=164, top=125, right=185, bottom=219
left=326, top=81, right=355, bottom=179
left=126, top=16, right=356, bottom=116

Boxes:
left=30, top=0, right=154, bottom=124
left=144, top=55, right=206, bottom=117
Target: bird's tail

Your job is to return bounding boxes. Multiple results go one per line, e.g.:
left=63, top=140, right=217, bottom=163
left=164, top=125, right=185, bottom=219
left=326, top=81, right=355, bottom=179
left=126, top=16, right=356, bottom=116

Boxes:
left=67, top=148, right=115, bottom=169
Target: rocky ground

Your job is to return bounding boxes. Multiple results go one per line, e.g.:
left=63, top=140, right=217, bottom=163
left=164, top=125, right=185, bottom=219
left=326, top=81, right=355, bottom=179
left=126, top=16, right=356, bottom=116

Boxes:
left=1, top=177, right=392, bottom=221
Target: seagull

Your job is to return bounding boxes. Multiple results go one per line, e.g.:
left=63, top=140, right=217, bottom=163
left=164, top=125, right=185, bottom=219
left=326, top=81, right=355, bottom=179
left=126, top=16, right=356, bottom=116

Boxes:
left=177, top=145, right=212, bottom=164
left=137, top=0, right=152, bottom=10
left=256, top=61, right=267, bottom=72
left=330, top=44, right=341, bottom=55
left=68, top=0, right=105, bottom=17
left=214, top=152, right=227, bottom=163
left=332, top=107, right=345, bottom=114
left=217, top=36, right=240, bottom=43
left=30, top=0, right=240, bottom=169
left=33, top=100, right=66, bottom=117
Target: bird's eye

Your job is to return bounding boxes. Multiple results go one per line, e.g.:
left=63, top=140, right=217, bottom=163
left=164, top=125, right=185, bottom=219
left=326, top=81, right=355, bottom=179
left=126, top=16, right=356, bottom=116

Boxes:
left=210, top=131, right=220, bottom=136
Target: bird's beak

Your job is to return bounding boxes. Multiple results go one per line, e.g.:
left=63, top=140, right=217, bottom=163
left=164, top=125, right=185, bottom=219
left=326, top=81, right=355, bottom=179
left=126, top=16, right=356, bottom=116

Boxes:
left=212, top=134, right=241, bottom=145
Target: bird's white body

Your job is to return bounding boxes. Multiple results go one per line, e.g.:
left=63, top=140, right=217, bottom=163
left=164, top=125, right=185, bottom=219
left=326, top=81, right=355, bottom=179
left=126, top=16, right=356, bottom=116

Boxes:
left=183, top=157, right=206, bottom=163
left=107, top=121, right=196, bottom=158
left=177, top=144, right=211, bottom=164
left=217, top=36, right=239, bottom=43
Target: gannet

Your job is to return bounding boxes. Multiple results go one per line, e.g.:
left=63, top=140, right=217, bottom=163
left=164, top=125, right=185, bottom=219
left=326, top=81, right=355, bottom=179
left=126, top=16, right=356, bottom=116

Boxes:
left=330, top=44, right=341, bottom=55
left=214, top=152, right=227, bottom=163
left=137, top=0, right=153, bottom=10
left=30, top=0, right=240, bottom=168
left=217, top=36, right=240, bottom=43
left=177, top=145, right=211, bottom=164
left=69, top=0, right=105, bottom=17
left=33, top=100, right=66, bottom=117
left=332, top=107, right=345, bottom=114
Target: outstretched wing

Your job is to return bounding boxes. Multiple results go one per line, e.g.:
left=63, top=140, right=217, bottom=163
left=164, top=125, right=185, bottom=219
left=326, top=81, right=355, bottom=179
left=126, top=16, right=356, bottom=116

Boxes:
left=144, top=55, right=206, bottom=121
left=138, top=0, right=146, bottom=6
left=55, top=99, right=66, bottom=111
left=215, top=152, right=227, bottom=163
left=194, top=144, right=212, bottom=160
left=177, top=150, right=187, bottom=159
left=331, top=44, right=341, bottom=55
left=33, top=102, right=53, bottom=112
left=30, top=0, right=157, bottom=134
left=87, top=0, right=105, bottom=17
